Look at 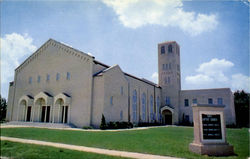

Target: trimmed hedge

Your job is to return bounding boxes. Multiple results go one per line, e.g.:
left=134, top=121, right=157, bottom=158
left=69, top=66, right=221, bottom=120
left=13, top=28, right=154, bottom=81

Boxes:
left=107, top=121, right=133, bottom=129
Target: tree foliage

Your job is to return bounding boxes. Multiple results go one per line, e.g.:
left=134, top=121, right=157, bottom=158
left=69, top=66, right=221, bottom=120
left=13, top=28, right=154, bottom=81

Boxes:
left=0, top=95, right=7, bottom=121
left=100, top=114, right=107, bottom=130
left=234, top=90, right=249, bottom=128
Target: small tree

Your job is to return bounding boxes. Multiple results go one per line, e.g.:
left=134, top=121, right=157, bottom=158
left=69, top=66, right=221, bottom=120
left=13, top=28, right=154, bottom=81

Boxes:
left=0, top=95, right=7, bottom=122
left=100, top=114, right=107, bottom=130
left=234, top=90, right=249, bottom=128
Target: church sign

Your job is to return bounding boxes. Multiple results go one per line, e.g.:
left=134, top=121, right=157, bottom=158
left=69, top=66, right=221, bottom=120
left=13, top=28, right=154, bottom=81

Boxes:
left=202, top=114, right=222, bottom=140
left=189, top=104, right=234, bottom=156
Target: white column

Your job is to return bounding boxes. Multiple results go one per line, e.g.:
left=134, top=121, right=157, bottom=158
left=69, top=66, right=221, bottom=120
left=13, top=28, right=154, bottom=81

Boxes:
left=31, top=105, right=35, bottom=122
left=17, top=105, right=20, bottom=121
left=24, top=106, right=27, bottom=121
left=58, top=105, right=60, bottom=123
left=68, top=105, right=70, bottom=124
left=44, top=106, right=47, bottom=123
left=52, top=103, right=55, bottom=123
left=38, top=105, right=41, bottom=122
left=62, top=106, right=65, bottom=123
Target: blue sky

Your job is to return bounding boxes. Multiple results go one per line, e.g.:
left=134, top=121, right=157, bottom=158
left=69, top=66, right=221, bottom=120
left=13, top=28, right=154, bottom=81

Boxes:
left=1, top=0, right=249, bottom=99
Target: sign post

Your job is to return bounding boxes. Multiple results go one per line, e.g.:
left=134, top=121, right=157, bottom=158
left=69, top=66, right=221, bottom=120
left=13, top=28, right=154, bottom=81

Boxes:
left=189, top=104, right=234, bottom=156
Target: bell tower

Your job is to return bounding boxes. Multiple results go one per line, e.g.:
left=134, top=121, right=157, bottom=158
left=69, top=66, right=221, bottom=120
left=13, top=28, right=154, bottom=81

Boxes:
left=158, top=41, right=181, bottom=124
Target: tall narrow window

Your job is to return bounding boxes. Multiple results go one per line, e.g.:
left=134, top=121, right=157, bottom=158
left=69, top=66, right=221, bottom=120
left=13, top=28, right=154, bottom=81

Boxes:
left=37, top=75, right=41, bottom=83
left=218, top=98, right=223, bottom=105
left=67, top=72, right=70, bottom=80
left=168, top=45, right=172, bottom=53
left=166, top=64, right=168, bottom=70
left=169, top=63, right=172, bottom=69
left=192, top=98, right=197, bottom=104
left=46, top=74, right=50, bottom=82
left=141, top=93, right=146, bottom=121
left=168, top=77, right=170, bottom=84
left=162, top=64, right=165, bottom=70
left=56, top=73, right=60, bottom=81
left=164, top=77, right=168, bottom=84
left=110, top=96, right=113, bottom=106
left=157, top=96, right=160, bottom=121
left=150, top=95, right=154, bottom=122
left=29, top=77, right=32, bottom=84
left=132, top=90, right=137, bottom=122
left=161, top=46, right=165, bottom=54
left=208, top=98, right=213, bottom=104
left=120, top=110, right=123, bottom=120
left=184, top=99, right=189, bottom=107
left=121, top=86, right=123, bottom=95
left=165, top=96, right=170, bottom=105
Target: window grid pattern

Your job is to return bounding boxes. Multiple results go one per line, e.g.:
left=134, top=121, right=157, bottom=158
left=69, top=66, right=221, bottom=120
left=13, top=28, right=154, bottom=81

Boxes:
left=217, top=98, right=223, bottom=105
left=184, top=99, right=189, bottom=107
left=157, top=96, right=160, bottom=121
left=37, top=75, right=41, bottom=83
left=161, top=46, right=165, bottom=54
left=67, top=72, right=70, bottom=80
left=46, top=74, right=50, bottom=81
left=165, top=96, right=170, bottom=105
left=110, top=96, right=113, bottom=106
left=150, top=95, right=154, bottom=121
left=132, top=90, right=137, bottom=122
left=168, top=45, right=172, bottom=53
left=192, top=98, right=197, bottom=104
left=56, top=73, right=60, bottom=81
left=208, top=98, right=213, bottom=104
left=141, top=93, right=146, bottom=121
left=29, top=77, right=32, bottom=84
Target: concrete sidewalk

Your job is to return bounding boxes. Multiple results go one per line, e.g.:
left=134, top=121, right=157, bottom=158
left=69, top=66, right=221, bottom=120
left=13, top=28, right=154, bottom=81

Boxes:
left=1, top=122, right=172, bottom=132
left=0, top=136, right=181, bottom=159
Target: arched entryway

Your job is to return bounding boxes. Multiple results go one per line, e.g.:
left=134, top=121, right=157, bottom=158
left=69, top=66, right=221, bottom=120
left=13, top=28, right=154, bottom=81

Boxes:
left=34, top=92, right=53, bottom=123
left=54, top=98, right=68, bottom=123
left=18, top=95, right=33, bottom=122
left=53, top=93, right=71, bottom=124
left=35, top=98, right=49, bottom=122
left=161, top=106, right=174, bottom=125
left=162, top=109, right=172, bottom=125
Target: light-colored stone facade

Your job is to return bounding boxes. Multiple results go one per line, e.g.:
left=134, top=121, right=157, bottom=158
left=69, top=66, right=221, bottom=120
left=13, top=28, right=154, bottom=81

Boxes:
left=6, top=39, right=236, bottom=128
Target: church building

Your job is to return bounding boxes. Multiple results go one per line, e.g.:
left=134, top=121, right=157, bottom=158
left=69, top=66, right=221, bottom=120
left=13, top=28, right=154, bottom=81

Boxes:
left=6, top=39, right=236, bottom=128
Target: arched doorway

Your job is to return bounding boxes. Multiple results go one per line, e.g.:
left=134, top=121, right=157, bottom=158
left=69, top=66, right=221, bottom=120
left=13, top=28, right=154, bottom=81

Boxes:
left=35, top=98, right=51, bottom=122
left=54, top=98, right=68, bottom=123
left=34, top=92, right=53, bottom=123
left=53, top=93, right=71, bottom=124
left=161, top=106, right=174, bottom=125
left=18, top=95, right=33, bottom=122
left=162, top=109, right=172, bottom=125
left=18, top=100, right=27, bottom=121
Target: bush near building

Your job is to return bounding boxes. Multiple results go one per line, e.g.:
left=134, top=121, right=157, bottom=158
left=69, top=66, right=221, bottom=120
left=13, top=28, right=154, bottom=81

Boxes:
left=0, top=95, right=7, bottom=122
left=234, top=90, right=249, bottom=128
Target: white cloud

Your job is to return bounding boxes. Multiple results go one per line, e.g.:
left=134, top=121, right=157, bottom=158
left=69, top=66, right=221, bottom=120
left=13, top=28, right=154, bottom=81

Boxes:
left=231, top=73, right=250, bottom=92
left=151, top=72, right=158, bottom=84
left=1, top=33, right=37, bottom=84
left=185, top=58, right=250, bottom=92
left=102, top=0, right=218, bottom=36
left=186, top=58, right=234, bottom=84
left=185, top=74, right=214, bottom=85
left=196, top=58, right=234, bottom=82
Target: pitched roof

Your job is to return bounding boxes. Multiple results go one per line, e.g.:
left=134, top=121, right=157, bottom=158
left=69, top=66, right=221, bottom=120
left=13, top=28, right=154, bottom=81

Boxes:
left=15, top=38, right=94, bottom=72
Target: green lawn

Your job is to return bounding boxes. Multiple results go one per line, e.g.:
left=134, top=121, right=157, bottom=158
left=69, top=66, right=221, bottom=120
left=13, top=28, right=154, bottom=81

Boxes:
left=1, top=127, right=248, bottom=159
left=1, top=140, right=127, bottom=159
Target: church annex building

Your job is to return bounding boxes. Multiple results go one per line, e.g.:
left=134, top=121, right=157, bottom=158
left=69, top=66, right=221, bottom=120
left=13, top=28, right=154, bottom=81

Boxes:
left=6, top=39, right=236, bottom=128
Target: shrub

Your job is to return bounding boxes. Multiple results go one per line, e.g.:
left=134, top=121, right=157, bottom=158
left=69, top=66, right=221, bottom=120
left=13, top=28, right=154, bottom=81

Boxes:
left=82, top=126, right=93, bottom=129
left=105, top=121, right=133, bottom=129
left=100, top=114, right=107, bottom=130
left=137, top=122, right=163, bottom=127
